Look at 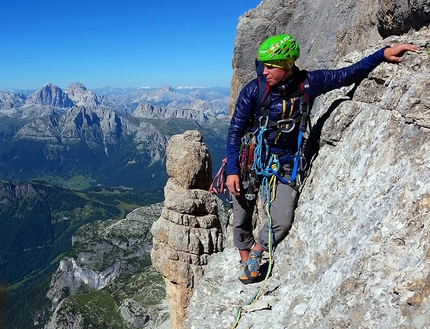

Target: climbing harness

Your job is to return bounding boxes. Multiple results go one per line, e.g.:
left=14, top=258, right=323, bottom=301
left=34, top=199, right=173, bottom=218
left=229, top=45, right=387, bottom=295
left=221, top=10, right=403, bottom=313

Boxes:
left=238, top=132, right=259, bottom=200
left=230, top=68, right=312, bottom=329
left=230, top=122, right=277, bottom=329
left=242, top=66, right=311, bottom=191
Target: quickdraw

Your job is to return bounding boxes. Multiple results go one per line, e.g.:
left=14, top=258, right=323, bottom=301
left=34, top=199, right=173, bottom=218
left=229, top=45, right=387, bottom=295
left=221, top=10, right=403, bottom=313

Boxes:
left=209, top=157, right=227, bottom=194
left=239, top=132, right=259, bottom=201
left=231, top=75, right=312, bottom=329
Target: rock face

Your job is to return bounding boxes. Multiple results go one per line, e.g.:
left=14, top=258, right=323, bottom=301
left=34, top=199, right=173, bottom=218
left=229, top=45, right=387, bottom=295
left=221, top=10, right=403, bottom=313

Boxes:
left=119, top=299, right=150, bottom=328
left=185, top=21, right=430, bottom=329
left=0, top=91, right=25, bottom=111
left=26, top=82, right=74, bottom=107
left=134, top=103, right=208, bottom=122
left=44, top=205, right=168, bottom=329
left=230, top=0, right=430, bottom=114
left=0, top=181, right=39, bottom=206
left=46, top=257, right=123, bottom=312
left=165, top=131, right=213, bottom=190
left=150, top=130, right=224, bottom=328
left=377, top=0, right=430, bottom=37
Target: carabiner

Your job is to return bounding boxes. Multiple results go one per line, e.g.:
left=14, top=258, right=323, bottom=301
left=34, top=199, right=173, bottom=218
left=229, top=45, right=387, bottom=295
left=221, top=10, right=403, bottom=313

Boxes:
left=259, top=116, right=269, bottom=128
left=277, top=118, right=296, bottom=133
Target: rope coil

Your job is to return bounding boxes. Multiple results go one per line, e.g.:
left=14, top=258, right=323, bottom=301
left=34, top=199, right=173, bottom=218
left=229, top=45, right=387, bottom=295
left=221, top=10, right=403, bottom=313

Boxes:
left=231, top=126, right=278, bottom=329
left=232, top=101, right=308, bottom=327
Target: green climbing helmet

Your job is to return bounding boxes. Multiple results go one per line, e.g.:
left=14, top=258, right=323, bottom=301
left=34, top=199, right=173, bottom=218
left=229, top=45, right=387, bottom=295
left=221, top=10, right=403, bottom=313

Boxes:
left=257, top=34, right=300, bottom=69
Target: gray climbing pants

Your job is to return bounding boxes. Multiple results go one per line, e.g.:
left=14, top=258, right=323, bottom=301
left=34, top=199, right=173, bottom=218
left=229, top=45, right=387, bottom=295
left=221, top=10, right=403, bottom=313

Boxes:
left=232, top=166, right=298, bottom=252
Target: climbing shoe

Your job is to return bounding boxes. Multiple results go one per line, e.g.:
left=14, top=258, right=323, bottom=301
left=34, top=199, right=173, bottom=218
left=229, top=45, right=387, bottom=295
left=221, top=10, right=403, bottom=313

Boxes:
left=237, top=260, right=250, bottom=284
left=238, top=250, right=261, bottom=284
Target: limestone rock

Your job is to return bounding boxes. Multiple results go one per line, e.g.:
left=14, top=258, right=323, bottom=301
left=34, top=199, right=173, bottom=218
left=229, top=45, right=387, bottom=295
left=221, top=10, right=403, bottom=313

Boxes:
left=0, top=91, right=25, bottom=110
left=65, top=82, right=102, bottom=108
left=45, top=300, right=85, bottom=329
left=230, top=0, right=430, bottom=115
left=119, top=299, right=149, bottom=328
left=46, top=257, right=122, bottom=312
left=0, top=181, right=39, bottom=206
left=133, top=103, right=208, bottom=122
left=185, top=27, right=430, bottom=329
left=151, top=131, right=223, bottom=328
left=165, top=130, right=212, bottom=190
left=26, top=82, right=73, bottom=107
left=377, top=0, right=430, bottom=37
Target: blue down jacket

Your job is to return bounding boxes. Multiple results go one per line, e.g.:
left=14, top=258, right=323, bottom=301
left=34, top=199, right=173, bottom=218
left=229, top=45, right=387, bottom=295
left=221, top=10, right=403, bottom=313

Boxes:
left=226, top=47, right=387, bottom=176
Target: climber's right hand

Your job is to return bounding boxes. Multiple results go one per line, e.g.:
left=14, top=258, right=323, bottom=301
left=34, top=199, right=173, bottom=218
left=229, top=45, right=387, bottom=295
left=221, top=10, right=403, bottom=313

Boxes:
left=226, top=174, right=241, bottom=197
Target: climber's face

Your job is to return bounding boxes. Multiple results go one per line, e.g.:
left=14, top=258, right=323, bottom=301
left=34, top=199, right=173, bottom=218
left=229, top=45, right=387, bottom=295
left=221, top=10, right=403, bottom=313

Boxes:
left=262, top=65, right=290, bottom=86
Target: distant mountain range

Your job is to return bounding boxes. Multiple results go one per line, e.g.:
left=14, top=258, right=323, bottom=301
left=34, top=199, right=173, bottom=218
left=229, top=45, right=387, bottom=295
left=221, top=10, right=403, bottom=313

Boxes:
left=1, top=83, right=230, bottom=116
left=0, top=82, right=230, bottom=190
left=0, top=83, right=230, bottom=328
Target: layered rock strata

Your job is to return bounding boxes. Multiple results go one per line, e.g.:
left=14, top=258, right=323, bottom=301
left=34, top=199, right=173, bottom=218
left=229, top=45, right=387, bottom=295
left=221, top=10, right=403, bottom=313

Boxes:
left=151, top=130, right=224, bottom=328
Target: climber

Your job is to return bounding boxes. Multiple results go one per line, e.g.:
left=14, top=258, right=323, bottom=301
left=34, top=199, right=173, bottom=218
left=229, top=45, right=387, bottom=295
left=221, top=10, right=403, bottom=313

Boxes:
left=226, top=34, right=419, bottom=284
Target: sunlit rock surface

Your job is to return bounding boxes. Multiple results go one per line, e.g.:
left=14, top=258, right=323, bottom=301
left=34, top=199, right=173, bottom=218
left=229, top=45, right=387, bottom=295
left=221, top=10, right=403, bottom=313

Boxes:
left=186, top=27, right=430, bottom=329
left=151, top=130, right=224, bottom=328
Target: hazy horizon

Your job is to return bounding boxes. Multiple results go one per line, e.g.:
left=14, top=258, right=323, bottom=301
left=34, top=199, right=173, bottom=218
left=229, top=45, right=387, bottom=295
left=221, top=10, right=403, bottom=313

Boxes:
left=0, top=82, right=232, bottom=94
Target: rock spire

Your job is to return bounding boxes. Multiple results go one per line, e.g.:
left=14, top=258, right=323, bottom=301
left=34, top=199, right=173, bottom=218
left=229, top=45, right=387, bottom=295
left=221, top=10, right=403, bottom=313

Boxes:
left=150, top=130, right=224, bottom=328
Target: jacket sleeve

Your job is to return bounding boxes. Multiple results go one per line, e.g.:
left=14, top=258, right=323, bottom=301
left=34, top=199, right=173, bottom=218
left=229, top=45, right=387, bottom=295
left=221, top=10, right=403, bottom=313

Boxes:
left=226, top=80, right=259, bottom=176
left=307, top=47, right=388, bottom=98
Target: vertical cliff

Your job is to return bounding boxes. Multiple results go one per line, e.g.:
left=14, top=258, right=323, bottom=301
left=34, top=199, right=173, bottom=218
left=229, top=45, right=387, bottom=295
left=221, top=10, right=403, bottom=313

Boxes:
left=43, top=205, right=168, bottom=329
left=184, top=1, right=430, bottom=328
left=230, top=0, right=429, bottom=113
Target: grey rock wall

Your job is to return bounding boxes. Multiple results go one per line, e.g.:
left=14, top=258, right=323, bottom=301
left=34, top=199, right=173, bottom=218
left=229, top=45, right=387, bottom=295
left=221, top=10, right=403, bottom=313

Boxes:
left=134, top=103, right=208, bottom=122
left=230, top=0, right=430, bottom=114
left=377, top=0, right=430, bottom=37
left=185, top=22, right=430, bottom=329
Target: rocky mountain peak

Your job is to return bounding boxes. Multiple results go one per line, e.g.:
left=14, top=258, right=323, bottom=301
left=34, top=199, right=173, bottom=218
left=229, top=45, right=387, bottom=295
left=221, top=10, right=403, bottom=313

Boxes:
left=25, top=82, right=74, bottom=107
left=158, top=85, right=174, bottom=92
left=64, top=82, right=102, bottom=107
left=66, top=82, right=87, bottom=91
left=0, top=91, right=26, bottom=111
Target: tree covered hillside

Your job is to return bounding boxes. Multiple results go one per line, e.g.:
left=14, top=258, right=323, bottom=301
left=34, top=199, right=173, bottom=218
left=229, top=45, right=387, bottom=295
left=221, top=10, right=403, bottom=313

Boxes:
left=0, top=181, right=162, bottom=328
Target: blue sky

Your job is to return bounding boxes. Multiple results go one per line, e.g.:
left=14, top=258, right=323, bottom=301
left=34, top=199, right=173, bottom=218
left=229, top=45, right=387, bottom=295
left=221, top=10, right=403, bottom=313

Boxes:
left=0, top=0, right=261, bottom=91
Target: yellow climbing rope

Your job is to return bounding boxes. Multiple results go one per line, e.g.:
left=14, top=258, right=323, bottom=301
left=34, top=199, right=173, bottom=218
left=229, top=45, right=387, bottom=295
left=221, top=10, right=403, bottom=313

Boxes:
left=231, top=163, right=278, bottom=329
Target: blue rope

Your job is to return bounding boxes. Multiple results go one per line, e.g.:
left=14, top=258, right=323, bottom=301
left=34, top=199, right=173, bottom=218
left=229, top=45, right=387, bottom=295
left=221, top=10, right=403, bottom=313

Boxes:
left=252, top=127, right=270, bottom=176
left=252, top=127, right=303, bottom=187
left=231, top=127, right=277, bottom=329
left=289, top=130, right=303, bottom=183
left=252, top=126, right=276, bottom=202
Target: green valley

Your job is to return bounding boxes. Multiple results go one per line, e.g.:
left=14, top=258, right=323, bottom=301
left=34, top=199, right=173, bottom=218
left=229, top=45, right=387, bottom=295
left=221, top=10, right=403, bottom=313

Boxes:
left=0, top=181, right=163, bottom=328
